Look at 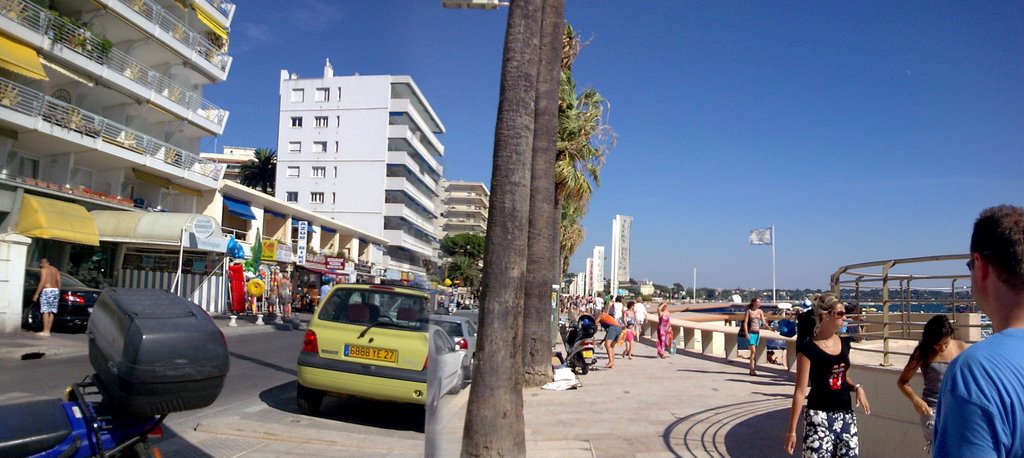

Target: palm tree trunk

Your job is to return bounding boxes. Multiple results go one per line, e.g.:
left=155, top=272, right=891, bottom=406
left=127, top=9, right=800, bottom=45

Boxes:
left=460, top=0, right=543, bottom=456
left=522, top=0, right=564, bottom=388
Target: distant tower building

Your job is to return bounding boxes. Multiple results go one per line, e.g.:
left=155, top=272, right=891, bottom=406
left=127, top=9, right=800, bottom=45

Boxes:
left=593, top=246, right=605, bottom=294
left=276, top=60, right=445, bottom=280
left=586, top=258, right=594, bottom=296
left=575, top=272, right=586, bottom=296
left=610, top=215, right=632, bottom=295
left=438, top=179, right=489, bottom=237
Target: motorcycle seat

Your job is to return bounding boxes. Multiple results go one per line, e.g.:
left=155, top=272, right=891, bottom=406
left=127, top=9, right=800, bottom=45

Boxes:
left=0, top=399, right=73, bottom=457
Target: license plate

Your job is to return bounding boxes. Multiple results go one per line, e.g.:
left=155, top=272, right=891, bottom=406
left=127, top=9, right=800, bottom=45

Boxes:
left=344, top=344, right=397, bottom=363
left=582, top=350, right=593, bottom=359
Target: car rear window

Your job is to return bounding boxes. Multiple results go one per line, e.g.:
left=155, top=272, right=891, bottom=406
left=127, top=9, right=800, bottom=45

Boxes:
left=318, top=288, right=428, bottom=330
left=436, top=321, right=464, bottom=337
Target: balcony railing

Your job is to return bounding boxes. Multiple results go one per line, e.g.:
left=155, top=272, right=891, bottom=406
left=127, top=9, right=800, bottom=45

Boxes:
left=0, top=77, right=223, bottom=181
left=0, top=0, right=229, bottom=127
left=114, top=0, right=230, bottom=71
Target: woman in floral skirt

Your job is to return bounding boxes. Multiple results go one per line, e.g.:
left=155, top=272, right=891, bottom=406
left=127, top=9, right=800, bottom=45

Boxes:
left=784, top=293, right=871, bottom=457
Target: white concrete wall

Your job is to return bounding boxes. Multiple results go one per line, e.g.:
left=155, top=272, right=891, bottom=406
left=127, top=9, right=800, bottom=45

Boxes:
left=851, top=364, right=930, bottom=457
left=0, top=234, right=31, bottom=333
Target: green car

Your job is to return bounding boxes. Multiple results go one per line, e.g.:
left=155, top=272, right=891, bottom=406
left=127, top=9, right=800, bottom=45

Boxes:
left=296, top=283, right=463, bottom=414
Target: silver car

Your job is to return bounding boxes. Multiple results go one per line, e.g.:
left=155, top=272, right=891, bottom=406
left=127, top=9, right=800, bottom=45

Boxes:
left=430, top=314, right=476, bottom=382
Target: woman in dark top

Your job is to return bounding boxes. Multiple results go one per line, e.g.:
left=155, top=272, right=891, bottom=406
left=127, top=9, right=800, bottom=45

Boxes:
left=785, top=293, right=871, bottom=457
left=896, top=315, right=967, bottom=451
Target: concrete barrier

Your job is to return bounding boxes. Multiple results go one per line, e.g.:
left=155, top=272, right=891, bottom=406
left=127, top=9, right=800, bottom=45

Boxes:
left=643, top=315, right=798, bottom=371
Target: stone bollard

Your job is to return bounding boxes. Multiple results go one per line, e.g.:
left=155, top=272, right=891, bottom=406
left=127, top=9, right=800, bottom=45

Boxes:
left=228, top=315, right=238, bottom=327
left=255, top=314, right=265, bottom=325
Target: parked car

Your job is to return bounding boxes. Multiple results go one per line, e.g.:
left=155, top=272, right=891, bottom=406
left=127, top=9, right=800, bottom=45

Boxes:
left=430, top=314, right=476, bottom=382
left=22, top=268, right=101, bottom=332
left=296, top=283, right=463, bottom=415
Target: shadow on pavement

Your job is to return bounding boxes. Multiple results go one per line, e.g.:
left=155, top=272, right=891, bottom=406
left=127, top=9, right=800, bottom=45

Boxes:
left=258, top=380, right=426, bottom=434
left=154, top=424, right=213, bottom=458
left=722, top=405, right=796, bottom=458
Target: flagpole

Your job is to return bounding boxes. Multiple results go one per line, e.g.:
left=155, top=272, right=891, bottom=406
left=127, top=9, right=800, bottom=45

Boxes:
left=771, top=225, right=776, bottom=304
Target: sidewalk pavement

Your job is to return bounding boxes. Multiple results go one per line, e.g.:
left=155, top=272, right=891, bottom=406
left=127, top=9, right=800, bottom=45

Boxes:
left=0, top=312, right=290, bottom=361
left=432, top=333, right=798, bottom=458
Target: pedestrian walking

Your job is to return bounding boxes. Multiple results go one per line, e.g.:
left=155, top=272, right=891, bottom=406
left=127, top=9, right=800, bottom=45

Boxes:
left=31, top=258, right=61, bottom=337
left=610, top=296, right=624, bottom=322
left=784, top=292, right=871, bottom=456
left=656, top=302, right=671, bottom=358
left=933, top=205, right=1024, bottom=457
left=279, top=274, right=293, bottom=319
left=743, top=297, right=766, bottom=376
left=634, top=300, right=648, bottom=338
left=896, top=315, right=967, bottom=452
left=622, top=301, right=637, bottom=359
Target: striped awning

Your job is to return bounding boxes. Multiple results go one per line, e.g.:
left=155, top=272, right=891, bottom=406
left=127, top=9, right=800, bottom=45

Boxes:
left=0, top=34, right=47, bottom=81
left=16, top=195, right=98, bottom=245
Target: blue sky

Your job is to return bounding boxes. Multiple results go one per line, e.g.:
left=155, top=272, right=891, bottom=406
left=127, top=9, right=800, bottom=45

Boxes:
left=206, top=1, right=1023, bottom=290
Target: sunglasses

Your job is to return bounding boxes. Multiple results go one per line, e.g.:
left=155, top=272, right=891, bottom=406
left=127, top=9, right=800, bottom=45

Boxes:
left=829, top=310, right=846, bottom=318
left=966, top=259, right=974, bottom=272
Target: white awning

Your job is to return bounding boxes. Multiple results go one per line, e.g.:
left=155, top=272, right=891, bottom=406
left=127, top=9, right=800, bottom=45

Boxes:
left=90, top=210, right=227, bottom=252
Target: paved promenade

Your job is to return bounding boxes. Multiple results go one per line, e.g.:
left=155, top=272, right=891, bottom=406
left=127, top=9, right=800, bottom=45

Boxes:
left=432, top=332, right=797, bottom=458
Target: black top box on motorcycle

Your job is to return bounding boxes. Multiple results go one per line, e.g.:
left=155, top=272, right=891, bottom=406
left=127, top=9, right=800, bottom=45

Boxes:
left=87, top=288, right=229, bottom=416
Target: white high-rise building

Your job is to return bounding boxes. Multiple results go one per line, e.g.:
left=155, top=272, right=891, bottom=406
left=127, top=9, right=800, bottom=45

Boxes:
left=276, top=60, right=445, bottom=280
left=574, top=272, right=586, bottom=296
left=0, top=0, right=235, bottom=330
left=610, top=214, right=632, bottom=295
left=439, top=179, right=488, bottom=237
left=593, top=246, right=605, bottom=294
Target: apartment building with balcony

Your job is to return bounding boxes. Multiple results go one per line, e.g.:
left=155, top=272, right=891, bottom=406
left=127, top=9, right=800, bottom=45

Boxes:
left=276, top=60, right=445, bottom=282
left=438, top=179, right=488, bottom=237
left=0, top=0, right=235, bottom=330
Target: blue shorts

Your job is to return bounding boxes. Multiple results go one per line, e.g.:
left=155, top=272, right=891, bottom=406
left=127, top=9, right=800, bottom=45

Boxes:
left=604, top=325, right=622, bottom=343
left=748, top=333, right=760, bottom=347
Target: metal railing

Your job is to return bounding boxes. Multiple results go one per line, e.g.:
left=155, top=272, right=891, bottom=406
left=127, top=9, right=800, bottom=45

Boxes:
left=0, top=0, right=229, bottom=126
left=831, top=254, right=979, bottom=366
left=0, top=77, right=223, bottom=181
left=113, top=0, right=230, bottom=71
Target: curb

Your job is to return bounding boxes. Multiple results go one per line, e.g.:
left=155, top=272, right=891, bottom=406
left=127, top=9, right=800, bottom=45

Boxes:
left=194, top=417, right=424, bottom=453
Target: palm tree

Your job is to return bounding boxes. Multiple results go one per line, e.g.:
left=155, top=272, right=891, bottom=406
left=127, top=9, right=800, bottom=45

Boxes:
left=447, top=255, right=482, bottom=291
left=238, top=148, right=277, bottom=194
left=555, top=25, right=614, bottom=276
left=522, top=0, right=565, bottom=388
left=461, top=0, right=544, bottom=455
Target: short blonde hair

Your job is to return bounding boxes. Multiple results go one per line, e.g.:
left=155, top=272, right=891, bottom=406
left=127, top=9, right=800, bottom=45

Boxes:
left=810, top=292, right=842, bottom=318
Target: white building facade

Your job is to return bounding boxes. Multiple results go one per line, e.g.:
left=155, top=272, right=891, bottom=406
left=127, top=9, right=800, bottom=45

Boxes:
left=592, top=246, right=605, bottom=295
left=275, top=61, right=445, bottom=281
left=610, top=214, right=632, bottom=295
left=438, top=179, right=488, bottom=237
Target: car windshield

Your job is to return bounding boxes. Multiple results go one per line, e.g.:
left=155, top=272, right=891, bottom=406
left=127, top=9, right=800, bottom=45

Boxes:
left=435, top=320, right=464, bottom=338
left=318, top=288, right=428, bottom=331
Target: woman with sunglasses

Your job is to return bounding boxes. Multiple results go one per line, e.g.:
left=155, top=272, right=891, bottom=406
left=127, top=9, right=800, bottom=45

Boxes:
left=784, top=293, right=871, bottom=456
left=896, top=315, right=967, bottom=451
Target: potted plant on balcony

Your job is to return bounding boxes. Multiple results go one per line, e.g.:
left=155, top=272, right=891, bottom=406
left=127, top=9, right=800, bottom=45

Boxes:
left=0, top=82, right=19, bottom=108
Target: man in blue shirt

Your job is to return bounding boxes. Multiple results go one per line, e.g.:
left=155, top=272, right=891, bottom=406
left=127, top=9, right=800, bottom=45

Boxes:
left=933, top=205, right=1024, bottom=457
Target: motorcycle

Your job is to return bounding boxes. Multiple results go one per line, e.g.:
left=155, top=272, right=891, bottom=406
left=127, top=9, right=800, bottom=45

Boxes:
left=0, top=288, right=230, bottom=458
left=560, top=314, right=598, bottom=375
left=0, top=378, right=164, bottom=458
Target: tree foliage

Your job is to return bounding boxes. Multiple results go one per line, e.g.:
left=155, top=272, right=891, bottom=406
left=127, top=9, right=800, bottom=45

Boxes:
left=239, top=148, right=277, bottom=194
left=440, top=233, right=485, bottom=263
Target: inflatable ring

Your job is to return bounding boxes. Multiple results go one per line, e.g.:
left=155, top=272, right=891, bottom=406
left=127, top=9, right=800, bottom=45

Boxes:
left=246, top=278, right=266, bottom=296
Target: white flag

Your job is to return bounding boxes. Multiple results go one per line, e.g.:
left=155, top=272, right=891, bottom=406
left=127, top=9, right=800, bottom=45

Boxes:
left=749, top=227, right=772, bottom=245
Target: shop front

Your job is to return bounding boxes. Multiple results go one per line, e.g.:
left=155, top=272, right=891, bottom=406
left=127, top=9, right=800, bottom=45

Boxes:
left=90, top=210, right=229, bottom=313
